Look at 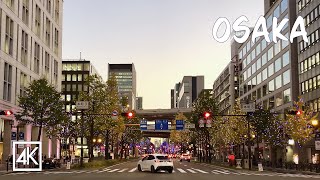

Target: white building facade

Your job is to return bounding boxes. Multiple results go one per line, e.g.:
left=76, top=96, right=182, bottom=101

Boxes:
left=0, top=0, right=63, bottom=162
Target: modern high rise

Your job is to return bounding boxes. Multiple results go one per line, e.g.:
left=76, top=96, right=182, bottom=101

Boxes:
left=136, top=97, right=143, bottom=110
left=171, top=76, right=204, bottom=109
left=213, top=40, right=241, bottom=114
left=108, top=63, right=136, bottom=110
left=61, top=59, right=100, bottom=157
left=298, top=0, right=320, bottom=112
left=1, top=0, right=63, bottom=161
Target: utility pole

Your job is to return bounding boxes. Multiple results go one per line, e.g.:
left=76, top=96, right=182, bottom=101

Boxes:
left=247, top=112, right=252, bottom=170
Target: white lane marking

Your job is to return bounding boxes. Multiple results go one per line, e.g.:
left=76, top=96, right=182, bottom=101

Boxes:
left=117, top=168, right=128, bottom=172
left=186, top=169, right=196, bottom=173
left=97, top=168, right=110, bottom=173
left=176, top=168, right=187, bottom=173
left=128, top=167, right=137, bottom=172
left=74, top=170, right=87, bottom=174
left=211, top=170, right=230, bottom=174
left=184, top=165, right=187, bottom=166
left=173, top=170, right=175, bottom=173
left=108, top=169, right=120, bottom=172
left=85, top=170, right=99, bottom=173
left=192, top=168, right=208, bottom=174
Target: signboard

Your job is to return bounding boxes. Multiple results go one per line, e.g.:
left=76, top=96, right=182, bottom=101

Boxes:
left=241, top=103, right=255, bottom=112
left=140, top=119, right=147, bottom=131
left=258, top=163, right=263, bottom=171
left=185, top=123, right=195, bottom=129
left=19, top=132, right=24, bottom=140
left=11, top=132, right=17, bottom=140
left=315, top=141, right=320, bottom=150
left=199, top=119, right=205, bottom=128
left=76, top=101, right=89, bottom=110
left=155, top=120, right=169, bottom=130
left=176, top=120, right=184, bottom=131
left=206, top=119, right=212, bottom=128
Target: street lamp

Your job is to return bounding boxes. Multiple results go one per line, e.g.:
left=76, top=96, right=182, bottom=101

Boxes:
left=312, top=119, right=319, bottom=127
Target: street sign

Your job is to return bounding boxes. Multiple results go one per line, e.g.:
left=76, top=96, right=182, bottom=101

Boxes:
left=316, top=141, right=320, bottom=150
left=206, top=119, right=212, bottom=128
left=155, top=120, right=168, bottom=130
left=19, top=132, right=24, bottom=140
left=176, top=120, right=184, bottom=131
left=18, top=142, right=24, bottom=149
left=199, top=119, right=205, bottom=128
left=11, top=132, right=17, bottom=140
left=140, top=119, right=147, bottom=131
left=241, top=103, right=255, bottom=112
left=112, top=110, right=118, bottom=116
left=185, top=123, right=195, bottom=129
left=76, top=101, right=89, bottom=110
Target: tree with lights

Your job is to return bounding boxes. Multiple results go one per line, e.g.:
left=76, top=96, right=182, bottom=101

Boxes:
left=284, top=97, right=318, bottom=163
left=170, top=113, right=191, bottom=153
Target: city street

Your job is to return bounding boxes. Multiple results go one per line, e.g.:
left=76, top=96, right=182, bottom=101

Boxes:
left=1, top=159, right=319, bottom=180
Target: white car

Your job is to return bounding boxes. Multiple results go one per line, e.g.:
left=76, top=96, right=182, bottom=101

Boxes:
left=137, top=154, right=173, bottom=173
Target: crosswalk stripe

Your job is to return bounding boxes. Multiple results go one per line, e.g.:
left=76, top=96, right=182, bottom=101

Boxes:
left=176, top=168, right=187, bottom=173
left=118, top=168, right=128, bottom=172
left=97, top=168, right=110, bottom=173
left=186, top=169, right=196, bottom=173
left=192, top=168, right=208, bottom=174
left=211, top=170, right=230, bottom=174
left=108, top=169, right=119, bottom=172
left=128, top=168, right=137, bottom=172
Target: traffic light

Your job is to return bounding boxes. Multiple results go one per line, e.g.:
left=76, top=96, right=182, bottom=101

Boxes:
left=121, top=112, right=134, bottom=119
left=204, top=112, right=211, bottom=119
left=287, top=110, right=303, bottom=115
left=0, top=110, right=13, bottom=116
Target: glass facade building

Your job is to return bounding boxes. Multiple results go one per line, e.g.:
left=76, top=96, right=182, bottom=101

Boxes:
left=238, top=0, right=298, bottom=113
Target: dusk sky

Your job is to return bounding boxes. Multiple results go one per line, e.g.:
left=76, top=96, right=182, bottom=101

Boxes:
left=63, top=0, right=264, bottom=109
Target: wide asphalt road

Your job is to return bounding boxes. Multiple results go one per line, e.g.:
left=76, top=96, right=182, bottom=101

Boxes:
left=2, top=159, right=319, bottom=180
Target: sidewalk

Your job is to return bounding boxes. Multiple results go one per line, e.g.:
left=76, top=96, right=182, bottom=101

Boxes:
left=0, top=163, right=12, bottom=175
left=193, top=160, right=320, bottom=176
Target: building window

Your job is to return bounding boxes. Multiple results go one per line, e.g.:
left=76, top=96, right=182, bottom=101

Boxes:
left=21, top=30, right=28, bottom=66
left=257, top=72, right=262, bottom=84
left=275, top=74, right=282, bottom=89
left=274, top=5, right=280, bottom=18
left=252, top=62, right=256, bottom=74
left=54, top=28, right=59, bottom=55
left=268, top=46, right=273, bottom=61
left=275, top=58, right=281, bottom=73
left=268, top=63, right=274, bottom=77
left=268, top=79, right=275, bottom=93
left=22, top=0, right=29, bottom=26
left=5, top=16, right=14, bottom=56
left=34, top=42, right=40, bottom=74
left=72, top=74, right=77, bottom=81
left=45, top=52, right=50, bottom=78
left=283, top=88, right=291, bottom=103
left=45, top=18, right=51, bottom=47
left=275, top=92, right=283, bottom=107
left=262, top=53, right=267, bottom=66
left=256, top=57, right=261, bottom=70
left=55, top=0, right=60, bottom=23
left=66, top=74, right=71, bottom=81
left=283, top=51, right=289, bottom=67
left=283, top=69, right=290, bottom=85
left=20, top=72, right=28, bottom=97
left=35, top=5, right=41, bottom=37
left=3, top=62, right=12, bottom=102
left=5, top=0, right=14, bottom=10
left=47, top=0, right=52, bottom=14
left=262, top=68, right=268, bottom=81
left=78, top=74, right=82, bottom=81
left=53, top=60, right=58, bottom=86
left=281, top=0, right=288, bottom=14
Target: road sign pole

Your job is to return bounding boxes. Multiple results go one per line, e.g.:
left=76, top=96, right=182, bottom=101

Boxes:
left=80, top=109, right=84, bottom=168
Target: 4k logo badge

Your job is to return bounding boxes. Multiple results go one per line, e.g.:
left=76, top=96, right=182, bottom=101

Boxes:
left=12, top=141, right=42, bottom=171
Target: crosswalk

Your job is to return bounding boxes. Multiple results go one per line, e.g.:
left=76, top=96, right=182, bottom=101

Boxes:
left=3, top=167, right=320, bottom=178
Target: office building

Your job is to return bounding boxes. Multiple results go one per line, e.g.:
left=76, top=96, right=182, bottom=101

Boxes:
left=61, top=59, right=100, bottom=157
left=171, top=76, right=204, bottom=109
left=108, top=64, right=136, bottom=110
left=136, top=97, right=143, bottom=110
left=213, top=40, right=241, bottom=114
left=298, top=0, right=320, bottom=112
left=1, top=0, right=63, bottom=161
